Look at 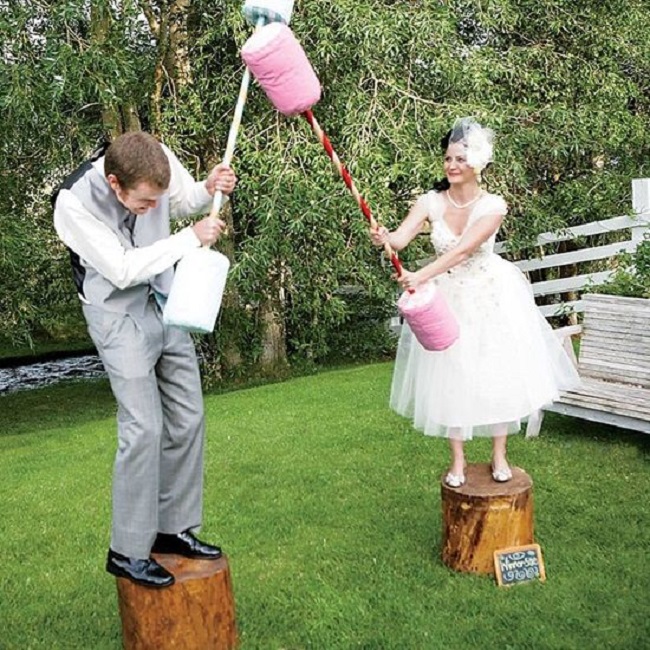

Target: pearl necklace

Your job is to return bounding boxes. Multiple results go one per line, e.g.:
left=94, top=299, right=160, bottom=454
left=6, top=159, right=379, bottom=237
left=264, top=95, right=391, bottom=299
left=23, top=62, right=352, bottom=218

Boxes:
left=447, top=189, right=483, bottom=209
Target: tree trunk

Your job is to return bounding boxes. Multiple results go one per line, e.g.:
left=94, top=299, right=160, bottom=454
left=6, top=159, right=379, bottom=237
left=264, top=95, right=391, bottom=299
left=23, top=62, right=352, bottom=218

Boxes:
left=167, top=0, right=192, bottom=88
left=141, top=0, right=192, bottom=135
left=215, top=202, right=244, bottom=371
left=90, top=2, right=122, bottom=139
left=116, top=554, right=237, bottom=650
left=122, top=104, right=142, bottom=133
left=259, top=282, right=288, bottom=369
left=441, top=463, right=534, bottom=575
left=558, top=240, right=579, bottom=325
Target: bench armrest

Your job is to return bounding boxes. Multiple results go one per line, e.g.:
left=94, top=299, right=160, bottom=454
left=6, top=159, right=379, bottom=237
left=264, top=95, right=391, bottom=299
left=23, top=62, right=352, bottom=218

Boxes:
left=553, top=324, right=582, bottom=369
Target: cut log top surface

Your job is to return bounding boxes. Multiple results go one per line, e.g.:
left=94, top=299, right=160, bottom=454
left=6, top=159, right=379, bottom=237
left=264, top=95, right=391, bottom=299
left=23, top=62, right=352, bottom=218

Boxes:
left=150, top=554, right=230, bottom=583
left=440, top=463, right=532, bottom=499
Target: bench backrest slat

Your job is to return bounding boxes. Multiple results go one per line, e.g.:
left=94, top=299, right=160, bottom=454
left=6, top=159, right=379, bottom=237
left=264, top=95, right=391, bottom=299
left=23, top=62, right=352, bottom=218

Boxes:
left=516, top=240, right=638, bottom=273
left=492, top=198, right=650, bottom=318
left=579, top=294, right=650, bottom=388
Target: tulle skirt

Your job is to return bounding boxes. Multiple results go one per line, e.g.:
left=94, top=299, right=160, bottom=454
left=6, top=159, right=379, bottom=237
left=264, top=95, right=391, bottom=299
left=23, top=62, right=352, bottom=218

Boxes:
left=390, top=255, right=580, bottom=440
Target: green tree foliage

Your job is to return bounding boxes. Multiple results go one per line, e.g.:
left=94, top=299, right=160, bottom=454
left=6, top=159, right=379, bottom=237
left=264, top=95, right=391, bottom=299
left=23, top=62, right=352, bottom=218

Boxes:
left=1, top=0, right=648, bottom=371
left=0, top=0, right=152, bottom=345
left=591, top=235, right=650, bottom=298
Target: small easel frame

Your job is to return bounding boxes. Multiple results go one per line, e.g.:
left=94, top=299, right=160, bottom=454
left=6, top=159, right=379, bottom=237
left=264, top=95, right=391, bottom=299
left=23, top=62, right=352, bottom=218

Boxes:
left=494, top=543, right=546, bottom=587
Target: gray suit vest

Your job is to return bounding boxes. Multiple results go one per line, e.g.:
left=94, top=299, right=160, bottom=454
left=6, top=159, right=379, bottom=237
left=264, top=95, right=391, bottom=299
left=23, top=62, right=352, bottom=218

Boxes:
left=58, top=156, right=174, bottom=317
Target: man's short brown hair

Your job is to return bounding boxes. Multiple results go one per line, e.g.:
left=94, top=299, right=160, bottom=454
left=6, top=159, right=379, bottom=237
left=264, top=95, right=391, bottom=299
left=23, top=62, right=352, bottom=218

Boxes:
left=104, top=131, right=171, bottom=191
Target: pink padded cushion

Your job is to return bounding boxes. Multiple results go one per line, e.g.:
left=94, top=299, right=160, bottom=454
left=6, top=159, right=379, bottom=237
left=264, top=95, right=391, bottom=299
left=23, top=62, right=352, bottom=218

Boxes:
left=398, top=283, right=459, bottom=351
left=242, top=22, right=321, bottom=116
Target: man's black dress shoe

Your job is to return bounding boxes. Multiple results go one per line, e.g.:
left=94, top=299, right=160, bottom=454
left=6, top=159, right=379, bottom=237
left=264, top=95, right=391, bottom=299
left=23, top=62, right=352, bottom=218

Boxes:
left=151, top=529, right=222, bottom=560
left=106, top=549, right=175, bottom=588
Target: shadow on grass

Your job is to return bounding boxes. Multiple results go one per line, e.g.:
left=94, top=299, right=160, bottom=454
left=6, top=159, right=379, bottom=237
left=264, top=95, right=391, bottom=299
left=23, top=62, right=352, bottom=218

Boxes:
left=542, top=411, right=650, bottom=457
left=1, top=378, right=115, bottom=437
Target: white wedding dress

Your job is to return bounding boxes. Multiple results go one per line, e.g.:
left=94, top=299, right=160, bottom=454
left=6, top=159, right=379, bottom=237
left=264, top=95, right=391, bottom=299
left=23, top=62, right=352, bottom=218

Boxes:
left=390, top=190, right=580, bottom=439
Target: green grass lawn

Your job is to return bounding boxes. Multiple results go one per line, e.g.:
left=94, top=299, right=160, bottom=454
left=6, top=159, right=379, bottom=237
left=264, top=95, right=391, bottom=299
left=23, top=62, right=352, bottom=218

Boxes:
left=1, top=362, right=649, bottom=649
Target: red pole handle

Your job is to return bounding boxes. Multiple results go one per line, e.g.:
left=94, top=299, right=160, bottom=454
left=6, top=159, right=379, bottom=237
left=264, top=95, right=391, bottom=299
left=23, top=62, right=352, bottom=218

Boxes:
left=302, top=109, right=406, bottom=280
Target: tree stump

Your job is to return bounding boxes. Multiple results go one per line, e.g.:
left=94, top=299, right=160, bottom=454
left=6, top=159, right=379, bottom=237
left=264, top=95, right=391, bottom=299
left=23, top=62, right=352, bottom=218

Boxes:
left=116, top=554, right=237, bottom=650
left=441, top=463, right=534, bottom=575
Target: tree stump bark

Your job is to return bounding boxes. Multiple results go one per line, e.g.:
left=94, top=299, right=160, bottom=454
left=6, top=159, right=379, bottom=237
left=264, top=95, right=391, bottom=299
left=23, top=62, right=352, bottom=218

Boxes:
left=116, top=554, right=237, bottom=650
left=441, top=463, right=534, bottom=575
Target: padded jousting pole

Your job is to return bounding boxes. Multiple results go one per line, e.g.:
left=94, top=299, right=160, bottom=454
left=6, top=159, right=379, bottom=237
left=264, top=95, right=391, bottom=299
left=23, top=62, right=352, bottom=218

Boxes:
left=241, top=22, right=403, bottom=276
left=208, top=1, right=296, bottom=219
left=241, top=23, right=459, bottom=351
left=163, top=1, right=295, bottom=334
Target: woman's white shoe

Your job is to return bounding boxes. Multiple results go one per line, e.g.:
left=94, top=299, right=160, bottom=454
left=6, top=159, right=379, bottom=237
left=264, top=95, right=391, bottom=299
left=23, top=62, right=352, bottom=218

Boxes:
left=444, top=472, right=465, bottom=488
left=491, top=465, right=512, bottom=482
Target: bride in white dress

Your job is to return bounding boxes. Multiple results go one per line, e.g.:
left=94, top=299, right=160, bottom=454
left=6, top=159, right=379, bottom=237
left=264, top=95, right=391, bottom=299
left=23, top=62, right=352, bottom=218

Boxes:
left=371, top=118, right=579, bottom=488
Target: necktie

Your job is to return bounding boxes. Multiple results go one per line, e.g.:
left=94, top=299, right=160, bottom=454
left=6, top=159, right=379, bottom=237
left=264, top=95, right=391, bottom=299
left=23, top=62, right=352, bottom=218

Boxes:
left=123, top=213, right=136, bottom=244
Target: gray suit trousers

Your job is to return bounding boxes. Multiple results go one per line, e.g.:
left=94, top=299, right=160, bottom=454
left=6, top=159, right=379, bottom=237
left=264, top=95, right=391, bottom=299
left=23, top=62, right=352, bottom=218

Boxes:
left=83, top=298, right=205, bottom=559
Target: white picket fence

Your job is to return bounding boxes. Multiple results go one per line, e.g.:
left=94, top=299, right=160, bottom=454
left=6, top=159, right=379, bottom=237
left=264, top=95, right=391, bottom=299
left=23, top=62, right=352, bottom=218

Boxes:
left=495, top=178, right=650, bottom=318
left=494, top=179, right=649, bottom=318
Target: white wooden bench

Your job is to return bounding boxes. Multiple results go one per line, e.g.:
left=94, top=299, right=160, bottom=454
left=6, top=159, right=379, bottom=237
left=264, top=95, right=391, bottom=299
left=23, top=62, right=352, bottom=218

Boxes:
left=493, top=212, right=648, bottom=317
left=526, top=293, right=650, bottom=436
left=501, top=178, right=650, bottom=436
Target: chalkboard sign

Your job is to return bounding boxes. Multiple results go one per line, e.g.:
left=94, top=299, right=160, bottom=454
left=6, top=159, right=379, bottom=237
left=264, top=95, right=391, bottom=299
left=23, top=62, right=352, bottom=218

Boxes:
left=494, top=544, right=546, bottom=587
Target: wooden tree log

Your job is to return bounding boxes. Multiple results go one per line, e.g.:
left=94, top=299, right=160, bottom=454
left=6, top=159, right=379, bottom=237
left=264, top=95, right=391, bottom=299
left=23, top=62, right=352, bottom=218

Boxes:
left=116, top=554, right=237, bottom=650
left=441, top=463, right=534, bottom=575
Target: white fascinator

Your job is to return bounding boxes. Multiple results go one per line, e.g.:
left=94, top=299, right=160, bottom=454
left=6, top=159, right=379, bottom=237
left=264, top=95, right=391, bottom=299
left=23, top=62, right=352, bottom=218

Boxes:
left=450, top=117, right=494, bottom=174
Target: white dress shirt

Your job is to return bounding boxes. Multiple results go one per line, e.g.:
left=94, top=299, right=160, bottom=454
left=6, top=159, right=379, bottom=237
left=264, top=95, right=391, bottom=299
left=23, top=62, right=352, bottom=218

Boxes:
left=54, top=144, right=221, bottom=291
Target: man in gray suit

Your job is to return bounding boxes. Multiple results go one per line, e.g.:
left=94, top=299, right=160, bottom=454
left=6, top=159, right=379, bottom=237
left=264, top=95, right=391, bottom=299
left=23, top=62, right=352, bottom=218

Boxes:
left=53, top=132, right=237, bottom=588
